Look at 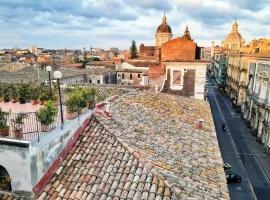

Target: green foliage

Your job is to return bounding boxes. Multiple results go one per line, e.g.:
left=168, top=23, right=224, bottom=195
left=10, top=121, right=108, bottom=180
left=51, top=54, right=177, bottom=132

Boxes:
left=36, top=101, right=57, bottom=126
left=66, top=87, right=96, bottom=113
left=2, top=84, right=10, bottom=102
left=39, top=85, right=50, bottom=101
left=0, top=83, right=3, bottom=98
left=0, top=108, right=8, bottom=129
left=30, top=84, right=40, bottom=100
left=130, top=40, right=138, bottom=59
left=9, top=85, right=17, bottom=99
left=11, top=113, right=26, bottom=131
left=18, top=83, right=30, bottom=103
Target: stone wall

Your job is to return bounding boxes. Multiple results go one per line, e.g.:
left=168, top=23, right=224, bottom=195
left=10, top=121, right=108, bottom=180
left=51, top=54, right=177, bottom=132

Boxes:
left=162, top=68, right=196, bottom=97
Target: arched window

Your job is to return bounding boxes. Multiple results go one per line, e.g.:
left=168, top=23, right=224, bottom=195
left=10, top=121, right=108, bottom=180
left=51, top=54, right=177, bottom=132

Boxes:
left=0, top=165, right=11, bottom=191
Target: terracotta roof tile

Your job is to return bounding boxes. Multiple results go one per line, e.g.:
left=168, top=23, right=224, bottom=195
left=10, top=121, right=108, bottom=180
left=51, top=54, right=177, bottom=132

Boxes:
left=95, top=91, right=230, bottom=199
left=39, top=118, right=172, bottom=199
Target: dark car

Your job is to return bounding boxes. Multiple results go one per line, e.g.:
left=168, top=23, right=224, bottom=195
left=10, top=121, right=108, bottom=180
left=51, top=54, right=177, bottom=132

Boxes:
left=226, top=172, right=241, bottom=183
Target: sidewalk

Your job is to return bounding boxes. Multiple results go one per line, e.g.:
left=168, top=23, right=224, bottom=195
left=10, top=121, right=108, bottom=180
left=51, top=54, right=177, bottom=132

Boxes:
left=222, top=94, right=270, bottom=181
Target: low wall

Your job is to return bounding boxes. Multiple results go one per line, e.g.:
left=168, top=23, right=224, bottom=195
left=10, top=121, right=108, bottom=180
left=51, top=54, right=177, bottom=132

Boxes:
left=0, top=110, right=92, bottom=196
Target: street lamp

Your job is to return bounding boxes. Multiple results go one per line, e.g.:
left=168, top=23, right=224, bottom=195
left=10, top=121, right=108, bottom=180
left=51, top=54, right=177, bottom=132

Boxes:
left=54, top=71, right=64, bottom=126
left=46, top=65, right=52, bottom=98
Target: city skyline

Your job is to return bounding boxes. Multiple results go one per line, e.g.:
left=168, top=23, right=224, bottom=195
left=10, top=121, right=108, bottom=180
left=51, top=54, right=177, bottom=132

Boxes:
left=0, top=0, right=270, bottom=49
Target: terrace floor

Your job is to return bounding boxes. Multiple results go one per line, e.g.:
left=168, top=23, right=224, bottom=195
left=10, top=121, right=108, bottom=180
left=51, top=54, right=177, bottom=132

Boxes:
left=0, top=102, right=42, bottom=113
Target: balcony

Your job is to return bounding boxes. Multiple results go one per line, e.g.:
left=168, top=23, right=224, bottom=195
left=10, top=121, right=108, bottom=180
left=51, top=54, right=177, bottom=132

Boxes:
left=249, top=93, right=267, bottom=105
left=240, top=68, right=247, bottom=72
left=239, top=81, right=246, bottom=88
left=0, top=86, right=134, bottom=141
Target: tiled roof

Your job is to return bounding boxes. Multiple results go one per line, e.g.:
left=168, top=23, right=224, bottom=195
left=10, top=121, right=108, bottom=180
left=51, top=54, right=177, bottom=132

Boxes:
left=96, top=92, right=230, bottom=199
left=0, top=191, right=32, bottom=200
left=38, top=118, right=174, bottom=200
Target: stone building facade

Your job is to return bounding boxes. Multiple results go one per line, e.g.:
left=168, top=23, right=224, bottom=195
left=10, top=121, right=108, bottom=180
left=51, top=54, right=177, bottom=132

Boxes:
left=161, top=62, right=207, bottom=100
left=242, top=56, right=270, bottom=151
left=161, top=28, right=196, bottom=62
left=226, top=54, right=249, bottom=107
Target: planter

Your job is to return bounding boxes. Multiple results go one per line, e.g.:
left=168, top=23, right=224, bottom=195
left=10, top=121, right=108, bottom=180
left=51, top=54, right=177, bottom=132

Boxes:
left=19, top=98, right=26, bottom=104
left=14, top=130, right=23, bottom=139
left=11, top=98, right=17, bottom=103
left=32, top=100, right=39, bottom=105
left=41, top=124, right=50, bottom=132
left=3, top=97, right=9, bottom=102
left=0, top=128, right=9, bottom=137
left=87, top=100, right=95, bottom=109
left=65, top=112, right=78, bottom=120
left=39, top=100, right=48, bottom=105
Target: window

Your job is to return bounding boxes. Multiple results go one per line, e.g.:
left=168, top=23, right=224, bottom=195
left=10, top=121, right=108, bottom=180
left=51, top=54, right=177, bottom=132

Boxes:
left=122, top=74, right=124, bottom=79
left=130, top=74, right=132, bottom=80
left=138, top=74, right=141, bottom=78
left=97, top=80, right=100, bottom=84
left=173, top=70, right=181, bottom=85
left=89, top=80, right=92, bottom=83
left=118, top=73, right=120, bottom=77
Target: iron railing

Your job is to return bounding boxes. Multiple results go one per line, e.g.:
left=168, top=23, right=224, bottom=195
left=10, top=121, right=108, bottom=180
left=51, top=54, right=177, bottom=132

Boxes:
left=0, top=111, right=61, bottom=141
left=0, top=86, right=135, bottom=141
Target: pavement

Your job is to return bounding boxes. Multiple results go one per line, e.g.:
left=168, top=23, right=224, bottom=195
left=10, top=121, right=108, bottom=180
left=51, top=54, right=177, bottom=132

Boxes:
left=207, top=76, right=270, bottom=200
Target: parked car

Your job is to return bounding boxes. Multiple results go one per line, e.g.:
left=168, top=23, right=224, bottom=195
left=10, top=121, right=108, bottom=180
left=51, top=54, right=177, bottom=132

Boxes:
left=226, top=172, right=241, bottom=183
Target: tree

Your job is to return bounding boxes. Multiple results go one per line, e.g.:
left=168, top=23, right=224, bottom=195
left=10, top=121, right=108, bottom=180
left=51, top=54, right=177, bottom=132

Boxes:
left=130, top=40, right=138, bottom=59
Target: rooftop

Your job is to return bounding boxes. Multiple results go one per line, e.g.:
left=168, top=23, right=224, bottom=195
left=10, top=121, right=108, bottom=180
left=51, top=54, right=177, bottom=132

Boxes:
left=38, top=91, right=229, bottom=199
left=0, top=67, right=85, bottom=83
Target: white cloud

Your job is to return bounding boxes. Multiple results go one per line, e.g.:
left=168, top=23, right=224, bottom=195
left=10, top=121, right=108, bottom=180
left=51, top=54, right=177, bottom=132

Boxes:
left=0, top=0, right=269, bottom=49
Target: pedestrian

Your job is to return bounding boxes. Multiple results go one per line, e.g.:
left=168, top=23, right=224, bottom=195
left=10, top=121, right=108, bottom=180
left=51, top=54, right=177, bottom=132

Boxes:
left=222, top=123, right=226, bottom=131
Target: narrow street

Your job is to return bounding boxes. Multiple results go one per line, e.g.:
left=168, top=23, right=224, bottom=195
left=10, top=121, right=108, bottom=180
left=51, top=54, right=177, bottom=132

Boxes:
left=207, top=77, right=270, bottom=200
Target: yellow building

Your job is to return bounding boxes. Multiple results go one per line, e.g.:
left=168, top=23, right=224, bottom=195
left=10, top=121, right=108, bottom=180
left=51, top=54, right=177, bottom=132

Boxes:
left=227, top=53, right=249, bottom=107
left=240, top=38, right=270, bottom=54
left=221, top=20, right=245, bottom=50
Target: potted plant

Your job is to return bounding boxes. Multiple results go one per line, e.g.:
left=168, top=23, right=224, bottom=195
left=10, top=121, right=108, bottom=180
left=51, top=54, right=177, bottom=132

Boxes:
left=85, top=87, right=96, bottom=109
left=0, top=108, right=9, bottom=137
left=18, top=83, right=30, bottom=104
left=2, top=84, right=10, bottom=102
left=30, top=84, right=40, bottom=105
left=36, top=101, right=57, bottom=132
left=11, top=113, right=26, bottom=138
left=39, top=85, right=50, bottom=105
left=10, top=85, right=18, bottom=103
left=65, top=90, right=80, bottom=120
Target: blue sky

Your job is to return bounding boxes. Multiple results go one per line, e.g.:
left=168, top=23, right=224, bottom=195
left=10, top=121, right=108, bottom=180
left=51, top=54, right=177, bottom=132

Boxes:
left=0, top=0, right=269, bottom=50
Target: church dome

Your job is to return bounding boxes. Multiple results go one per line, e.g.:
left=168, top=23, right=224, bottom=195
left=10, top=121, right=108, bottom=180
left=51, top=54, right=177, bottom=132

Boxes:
left=156, top=15, right=172, bottom=34
left=223, top=20, right=243, bottom=42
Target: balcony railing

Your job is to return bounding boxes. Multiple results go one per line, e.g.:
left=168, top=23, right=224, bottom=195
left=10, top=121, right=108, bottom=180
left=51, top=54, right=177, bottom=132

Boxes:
left=0, top=86, right=135, bottom=141
left=0, top=111, right=61, bottom=141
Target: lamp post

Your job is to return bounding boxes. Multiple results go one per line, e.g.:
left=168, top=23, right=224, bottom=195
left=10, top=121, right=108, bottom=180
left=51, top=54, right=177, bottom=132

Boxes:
left=46, top=65, right=52, bottom=98
left=54, top=71, right=64, bottom=126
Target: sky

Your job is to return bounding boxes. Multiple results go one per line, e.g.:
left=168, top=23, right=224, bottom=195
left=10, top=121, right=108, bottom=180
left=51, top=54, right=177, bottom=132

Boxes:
left=0, top=0, right=269, bottom=50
